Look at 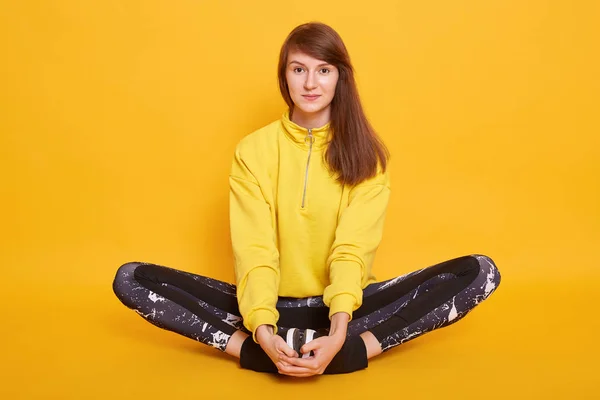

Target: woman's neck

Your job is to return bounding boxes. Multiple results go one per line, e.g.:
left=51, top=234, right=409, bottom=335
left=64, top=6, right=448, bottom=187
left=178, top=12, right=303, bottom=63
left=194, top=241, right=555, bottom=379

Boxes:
left=290, top=106, right=331, bottom=129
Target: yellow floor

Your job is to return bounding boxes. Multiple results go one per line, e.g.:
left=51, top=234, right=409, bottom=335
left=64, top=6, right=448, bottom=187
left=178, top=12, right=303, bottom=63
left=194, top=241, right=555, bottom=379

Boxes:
left=2, top=248, right=598, bottom=399
left=1, top=1, right=598, bottom=398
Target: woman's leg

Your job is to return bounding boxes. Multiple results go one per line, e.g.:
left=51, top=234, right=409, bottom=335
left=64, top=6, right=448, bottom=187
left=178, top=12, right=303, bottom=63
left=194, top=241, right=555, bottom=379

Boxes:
left=112, top=261, right=331, bottom=369
left=273, top=254, right=501, bottom=341
left=112, top=254, right=501, bottom=374
left=112, top=262, right=247, bottom=353
left=242, top=254, right=501, bottom=374
left=352, top=254, right=502, bottom=355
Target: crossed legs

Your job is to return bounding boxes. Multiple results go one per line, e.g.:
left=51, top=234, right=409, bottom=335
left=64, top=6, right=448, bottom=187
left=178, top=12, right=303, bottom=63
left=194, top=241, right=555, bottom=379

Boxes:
left=112, top=254, right=501, bottom=372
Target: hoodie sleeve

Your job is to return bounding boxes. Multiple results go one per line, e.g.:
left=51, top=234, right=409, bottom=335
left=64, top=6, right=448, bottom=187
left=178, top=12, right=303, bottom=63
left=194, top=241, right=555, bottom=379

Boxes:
left=323, top=167, right=391, bottom=319
left=229, top=144, right=280, bottom=342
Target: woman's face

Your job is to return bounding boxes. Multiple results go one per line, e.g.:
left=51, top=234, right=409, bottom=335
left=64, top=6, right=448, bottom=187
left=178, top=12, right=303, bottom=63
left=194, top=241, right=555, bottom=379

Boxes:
left=285, top=49, right=339, bottom=119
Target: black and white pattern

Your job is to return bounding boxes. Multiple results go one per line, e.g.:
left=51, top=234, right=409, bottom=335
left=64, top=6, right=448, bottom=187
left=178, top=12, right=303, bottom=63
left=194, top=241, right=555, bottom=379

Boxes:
left=113, top=254, right=500, bottom=355
left=367, top=254, right=500, bottom=351
left=113, top=263, right=237, bottom=351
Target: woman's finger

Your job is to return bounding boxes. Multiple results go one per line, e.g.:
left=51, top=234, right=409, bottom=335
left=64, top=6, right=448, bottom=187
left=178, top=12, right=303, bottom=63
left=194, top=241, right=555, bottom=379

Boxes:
left=280, top=372, right=316, bottom=378
left=276, top=359, right=291, bottom=367
left=277, top=362, right=315, bottom=375
left=279, top=354, right=308, bottom=366
left=279, top=370, right=315, bottom=378
left=280, top=355, right=319, bottom=369
left=276, top=341, right=299, bottom=358
left=300, top=340, right=321, bottom=354
left=276, top=365, right=315, bottom=378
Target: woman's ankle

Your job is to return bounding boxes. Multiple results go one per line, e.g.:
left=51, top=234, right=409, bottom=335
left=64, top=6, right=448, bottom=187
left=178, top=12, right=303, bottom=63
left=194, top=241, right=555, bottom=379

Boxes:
left=224, top=330, right=249, bottom=358
left=360, top=331, right=383, bottom=359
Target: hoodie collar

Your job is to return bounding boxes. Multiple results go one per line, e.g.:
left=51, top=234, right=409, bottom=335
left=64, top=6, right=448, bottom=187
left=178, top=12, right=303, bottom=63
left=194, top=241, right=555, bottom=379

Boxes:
left=280, top=109, right=332, bottom=150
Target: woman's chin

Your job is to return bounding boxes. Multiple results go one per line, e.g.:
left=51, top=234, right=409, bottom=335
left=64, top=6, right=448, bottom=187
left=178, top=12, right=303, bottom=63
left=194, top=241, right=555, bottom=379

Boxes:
left=294, top=103, right=328, bottom=116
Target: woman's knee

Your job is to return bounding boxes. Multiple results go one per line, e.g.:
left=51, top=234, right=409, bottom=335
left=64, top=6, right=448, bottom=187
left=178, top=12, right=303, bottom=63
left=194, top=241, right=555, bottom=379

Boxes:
left=471, top=254, right=502, bottom=292
left=112, top=262, right=143, bottom=303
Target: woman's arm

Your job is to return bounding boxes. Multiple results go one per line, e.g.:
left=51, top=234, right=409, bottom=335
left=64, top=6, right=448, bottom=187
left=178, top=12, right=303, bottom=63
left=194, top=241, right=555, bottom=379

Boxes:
left=229, top=143, right=280, bottom=342
left=323, top=167, right=392, bottom=320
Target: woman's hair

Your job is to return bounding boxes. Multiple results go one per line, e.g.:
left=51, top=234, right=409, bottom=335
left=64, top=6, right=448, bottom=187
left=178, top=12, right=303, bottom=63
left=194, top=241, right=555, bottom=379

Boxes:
left=277, top=22, right=390, bottom=186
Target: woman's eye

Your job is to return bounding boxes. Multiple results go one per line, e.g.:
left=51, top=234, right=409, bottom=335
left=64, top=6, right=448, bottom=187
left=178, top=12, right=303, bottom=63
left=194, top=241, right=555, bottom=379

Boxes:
left=320, top=68, right=330, bottom=74
left=294, top=67, right=304, bottom=73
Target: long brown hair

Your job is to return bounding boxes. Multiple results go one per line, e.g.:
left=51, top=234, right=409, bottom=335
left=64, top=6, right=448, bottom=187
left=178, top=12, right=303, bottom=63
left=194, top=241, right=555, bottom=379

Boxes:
left=277, top=22, right=389, bottom=186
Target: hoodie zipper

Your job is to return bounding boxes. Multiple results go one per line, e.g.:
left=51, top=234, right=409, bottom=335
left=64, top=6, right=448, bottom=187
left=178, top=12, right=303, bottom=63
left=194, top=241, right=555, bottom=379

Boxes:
left=301, top=129, right=314, bottom=208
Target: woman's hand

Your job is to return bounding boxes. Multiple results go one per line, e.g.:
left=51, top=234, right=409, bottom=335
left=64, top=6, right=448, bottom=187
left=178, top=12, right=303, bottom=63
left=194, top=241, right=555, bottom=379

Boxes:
left=279, top=333, right=345, bottom=376
left=279, top=312, right=350, bottom=377
left=255, top=325, right=300, bottom=374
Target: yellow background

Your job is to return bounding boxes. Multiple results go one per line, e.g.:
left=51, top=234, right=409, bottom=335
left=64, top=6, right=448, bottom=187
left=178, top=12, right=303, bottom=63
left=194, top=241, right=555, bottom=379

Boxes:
left=1, top=0, right=598, bottom=398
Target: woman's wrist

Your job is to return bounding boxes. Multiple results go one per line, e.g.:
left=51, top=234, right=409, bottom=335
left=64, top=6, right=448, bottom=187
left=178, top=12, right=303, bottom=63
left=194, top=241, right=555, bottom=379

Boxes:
left=255, top=324, right=275, bottom=343
left=329, top=312, right=350, bottom=340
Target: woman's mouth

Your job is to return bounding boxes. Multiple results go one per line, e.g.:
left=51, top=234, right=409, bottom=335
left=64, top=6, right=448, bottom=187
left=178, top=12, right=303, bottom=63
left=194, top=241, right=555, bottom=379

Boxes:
left=302, top=95, right=321, bottom=101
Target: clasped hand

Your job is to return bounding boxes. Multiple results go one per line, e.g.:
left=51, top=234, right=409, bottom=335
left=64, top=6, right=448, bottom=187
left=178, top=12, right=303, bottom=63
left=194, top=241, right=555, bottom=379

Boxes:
left=256, top=325, right=344, bottom=378
left=279, top=334, right=344, bottom=377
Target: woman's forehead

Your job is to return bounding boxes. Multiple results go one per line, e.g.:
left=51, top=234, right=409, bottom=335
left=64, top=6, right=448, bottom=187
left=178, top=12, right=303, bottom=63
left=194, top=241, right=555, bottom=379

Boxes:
left=287, top=49, right=330, bottom=66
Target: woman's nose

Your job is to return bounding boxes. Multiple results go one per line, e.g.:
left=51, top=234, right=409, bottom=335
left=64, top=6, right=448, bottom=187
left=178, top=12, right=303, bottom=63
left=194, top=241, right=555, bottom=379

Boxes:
left=304, top=72, right=317, bottom=90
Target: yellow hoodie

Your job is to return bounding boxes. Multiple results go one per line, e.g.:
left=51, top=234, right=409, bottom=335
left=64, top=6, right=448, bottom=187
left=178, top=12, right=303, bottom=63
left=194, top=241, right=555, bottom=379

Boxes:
left=229, top=109, right=391, bottom=341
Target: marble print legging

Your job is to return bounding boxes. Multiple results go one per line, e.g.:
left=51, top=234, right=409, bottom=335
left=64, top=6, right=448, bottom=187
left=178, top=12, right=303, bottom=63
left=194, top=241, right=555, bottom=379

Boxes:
left=112, top=254, right=501, bottom=354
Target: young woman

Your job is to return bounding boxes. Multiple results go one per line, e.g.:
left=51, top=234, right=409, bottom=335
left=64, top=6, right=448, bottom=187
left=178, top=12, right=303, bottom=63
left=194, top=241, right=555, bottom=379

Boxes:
left=113, top=22, right=501, bottom=377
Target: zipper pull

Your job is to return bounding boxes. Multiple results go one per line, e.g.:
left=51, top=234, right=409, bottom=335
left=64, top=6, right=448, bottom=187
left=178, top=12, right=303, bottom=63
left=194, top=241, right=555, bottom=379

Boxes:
left=305, top=128, right=314, bottom=145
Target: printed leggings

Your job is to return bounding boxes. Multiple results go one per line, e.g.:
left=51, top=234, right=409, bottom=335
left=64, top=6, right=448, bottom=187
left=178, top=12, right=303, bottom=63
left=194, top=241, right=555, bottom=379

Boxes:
left=113, top=254, right=500, bottom=360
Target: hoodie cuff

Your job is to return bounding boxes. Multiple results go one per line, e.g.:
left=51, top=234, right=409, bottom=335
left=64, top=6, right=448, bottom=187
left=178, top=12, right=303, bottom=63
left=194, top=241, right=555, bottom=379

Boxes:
left=246, top=309, right=279, bottom=343
left=328, top=294, right=357, bottom=320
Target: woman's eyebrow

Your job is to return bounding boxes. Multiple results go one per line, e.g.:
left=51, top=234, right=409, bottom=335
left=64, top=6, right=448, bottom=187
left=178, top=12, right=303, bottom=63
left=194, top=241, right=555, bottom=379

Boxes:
left=288, top=60, right=331, bottom=67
